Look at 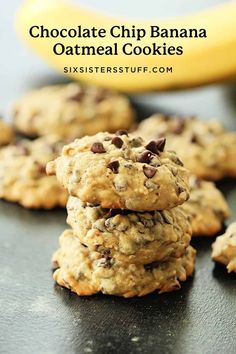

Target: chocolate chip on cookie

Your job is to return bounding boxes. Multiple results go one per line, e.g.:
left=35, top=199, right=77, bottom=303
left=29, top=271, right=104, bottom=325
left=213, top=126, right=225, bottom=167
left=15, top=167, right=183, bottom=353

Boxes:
left=107, top=161, right=120, bottom=174
left=115, top=129, right=128, bottom=136
left=91, top=142, right=106, bottom=153
left=111, top=136, right=123, bottom=148
left=137, top=151, right=154, bottom=164
left=143, top=166, right=157, bottom=178
left=145, top=138, right=166, bottom=153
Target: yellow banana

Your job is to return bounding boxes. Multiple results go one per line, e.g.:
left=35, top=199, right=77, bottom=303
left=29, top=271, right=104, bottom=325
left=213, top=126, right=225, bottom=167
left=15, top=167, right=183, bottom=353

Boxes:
left=16, top=0, right=236, bottom=92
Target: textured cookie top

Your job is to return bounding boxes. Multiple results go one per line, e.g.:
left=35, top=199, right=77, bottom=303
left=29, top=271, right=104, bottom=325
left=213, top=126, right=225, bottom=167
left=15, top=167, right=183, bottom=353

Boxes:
left=0, top=119, right=14, bottom=146
left=0, top=135, right=68, bottom=209
left=183, top=176, right=230, bottom=237
left=212, top=222, right=236, bottom=272
left=135, top=114, right=236, bottom=180
left=66, top=196, right=192, bottom=264
left=12, top=83, right=135, bottom=139
left=47, top=131, right=190, bottom=211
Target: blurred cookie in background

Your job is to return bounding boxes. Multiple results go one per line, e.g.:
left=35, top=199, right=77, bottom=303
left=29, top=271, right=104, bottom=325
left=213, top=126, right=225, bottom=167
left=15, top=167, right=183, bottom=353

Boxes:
left=0, top=118, right=14, bottom=146
left=0, top=135, right=68, bottom=209
left=134, top=114, right=236, bottom=180
left=12, top=83, right=135, bottom=140
left=212, top=222, right=236, bottom=273
left=182, top=176, right=230, bottom=237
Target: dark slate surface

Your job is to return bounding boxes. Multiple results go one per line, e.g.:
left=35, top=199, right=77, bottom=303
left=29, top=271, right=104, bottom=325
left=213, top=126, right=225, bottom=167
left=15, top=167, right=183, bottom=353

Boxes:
left=1, top=1, right=236, bottom=353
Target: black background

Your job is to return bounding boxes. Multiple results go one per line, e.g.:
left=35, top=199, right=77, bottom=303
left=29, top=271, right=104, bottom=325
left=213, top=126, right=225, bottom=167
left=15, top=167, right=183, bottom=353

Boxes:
left=1, top=1, right=236, bottom=353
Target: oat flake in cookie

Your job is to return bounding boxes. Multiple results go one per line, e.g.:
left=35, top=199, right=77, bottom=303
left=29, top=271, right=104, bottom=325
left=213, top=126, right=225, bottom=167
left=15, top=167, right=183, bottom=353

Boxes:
left=52, top=229, right=196, bottom=297
left=0, top=136, right=68, bottom=209
left=183, top=176, right=230, bottom=237
left=47, top=131, right=190, bottom=211
left=212, top=222, right=236, bottom=272
left=12, top=83, right=135, bottom=140
left=66, top=196, right=192, bottom=264
left=0, top=118, right=14, bottom=146
left=134, top=114, right=236, bottom=180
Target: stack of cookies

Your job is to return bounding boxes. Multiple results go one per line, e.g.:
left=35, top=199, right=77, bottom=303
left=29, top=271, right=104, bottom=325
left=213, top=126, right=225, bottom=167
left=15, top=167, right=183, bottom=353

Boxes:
left=47, top=131, right=196, bottom=297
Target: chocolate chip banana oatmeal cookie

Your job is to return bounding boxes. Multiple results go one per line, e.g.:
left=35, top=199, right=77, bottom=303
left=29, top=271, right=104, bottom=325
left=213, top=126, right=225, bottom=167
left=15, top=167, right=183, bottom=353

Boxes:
left=0, top=118, right=14, bottom=146
left=52, top=229, right=196, bottom=297
left=0, top=136, right=68, bottom=209
left=47, top=131, right=190, bottom=211
left=212, top=222, right=236, bottom=272
left=134, top=114, right=236, bottom=180
left=182, top=176, right=230, bottom=237
left=66, top=197, right=192, bottom=264
left=12, top=83, right=135, bottom=139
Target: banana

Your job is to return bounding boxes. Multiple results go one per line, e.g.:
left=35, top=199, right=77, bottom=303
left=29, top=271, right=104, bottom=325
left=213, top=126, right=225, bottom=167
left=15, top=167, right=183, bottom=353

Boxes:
left=16, top=0, right=236, bottom=92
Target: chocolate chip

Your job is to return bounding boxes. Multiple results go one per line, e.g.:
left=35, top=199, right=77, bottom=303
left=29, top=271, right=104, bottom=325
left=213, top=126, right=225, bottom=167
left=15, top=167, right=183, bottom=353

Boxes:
left=69, top=91, right=84, bottom=102
left=91, top=142, right=106, bottom=153
left=115, top=129, right=128, bottom=136
left=214, top=210, right=226, bottom=220
left=145, top=138, right=166, bottom=154
left=112, top=136, right=123, bottom=148
left=95, top=89, right=109, bottom=103
left=162, top=115, right=171, bottom=121
left=143, top=165, right=157, bottom=178
left=145, top=141, right=159, bottom=154
left=100, top=248, right=111, bottom=258
left=176, top=184, right=186, bottom=195
left=137, top=151, right=154, bottom=164
left=172, top=119, right=185, bottom=134
left=156, top=138, right=166, bottom=152
left=190, top=134, right=198, bottom=143
left=107, top=160, right=119, bottom=173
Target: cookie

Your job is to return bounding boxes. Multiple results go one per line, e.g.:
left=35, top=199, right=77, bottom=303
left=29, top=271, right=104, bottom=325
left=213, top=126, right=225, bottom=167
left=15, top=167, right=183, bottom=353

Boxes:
left=0, top=136, right=68, bottom=209
left=212, top=222, right=236, bottom=272
left=66, top=196, right=192, bottom=264
left=12, top=83, right=135, bottom=139
left=0, top=118, right=14, bottom=146
left=52, top=229, right=196, bottom=297
left=182, top=176, right=230, bottom=237
left=134, top=114, right=236, bottom=180
left=47, top=131, right=190, bottom=211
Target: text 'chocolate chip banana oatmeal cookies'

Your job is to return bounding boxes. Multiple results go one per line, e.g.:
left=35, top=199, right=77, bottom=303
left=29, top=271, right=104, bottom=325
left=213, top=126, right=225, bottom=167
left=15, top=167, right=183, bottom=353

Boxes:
left=212, top=222, right=236, bottom=272
left=52, top=229, right=196, bottom=297
left=0, top=118, right=14, bottom=146
left=0, top=135, right=68, bottom=209
left=47, top=131, right=190, bottom=211
left=12, top=83, right=135, bottom=140
left=183, top=176, right=230, bottom=237
left=66, top=196, right=192, bottom=265
left=134, top=114, right=236, bottom=180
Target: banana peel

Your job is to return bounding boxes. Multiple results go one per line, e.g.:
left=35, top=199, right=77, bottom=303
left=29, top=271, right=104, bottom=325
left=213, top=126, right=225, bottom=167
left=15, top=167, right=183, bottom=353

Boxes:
left=16, top=0, right=236, bottom=92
